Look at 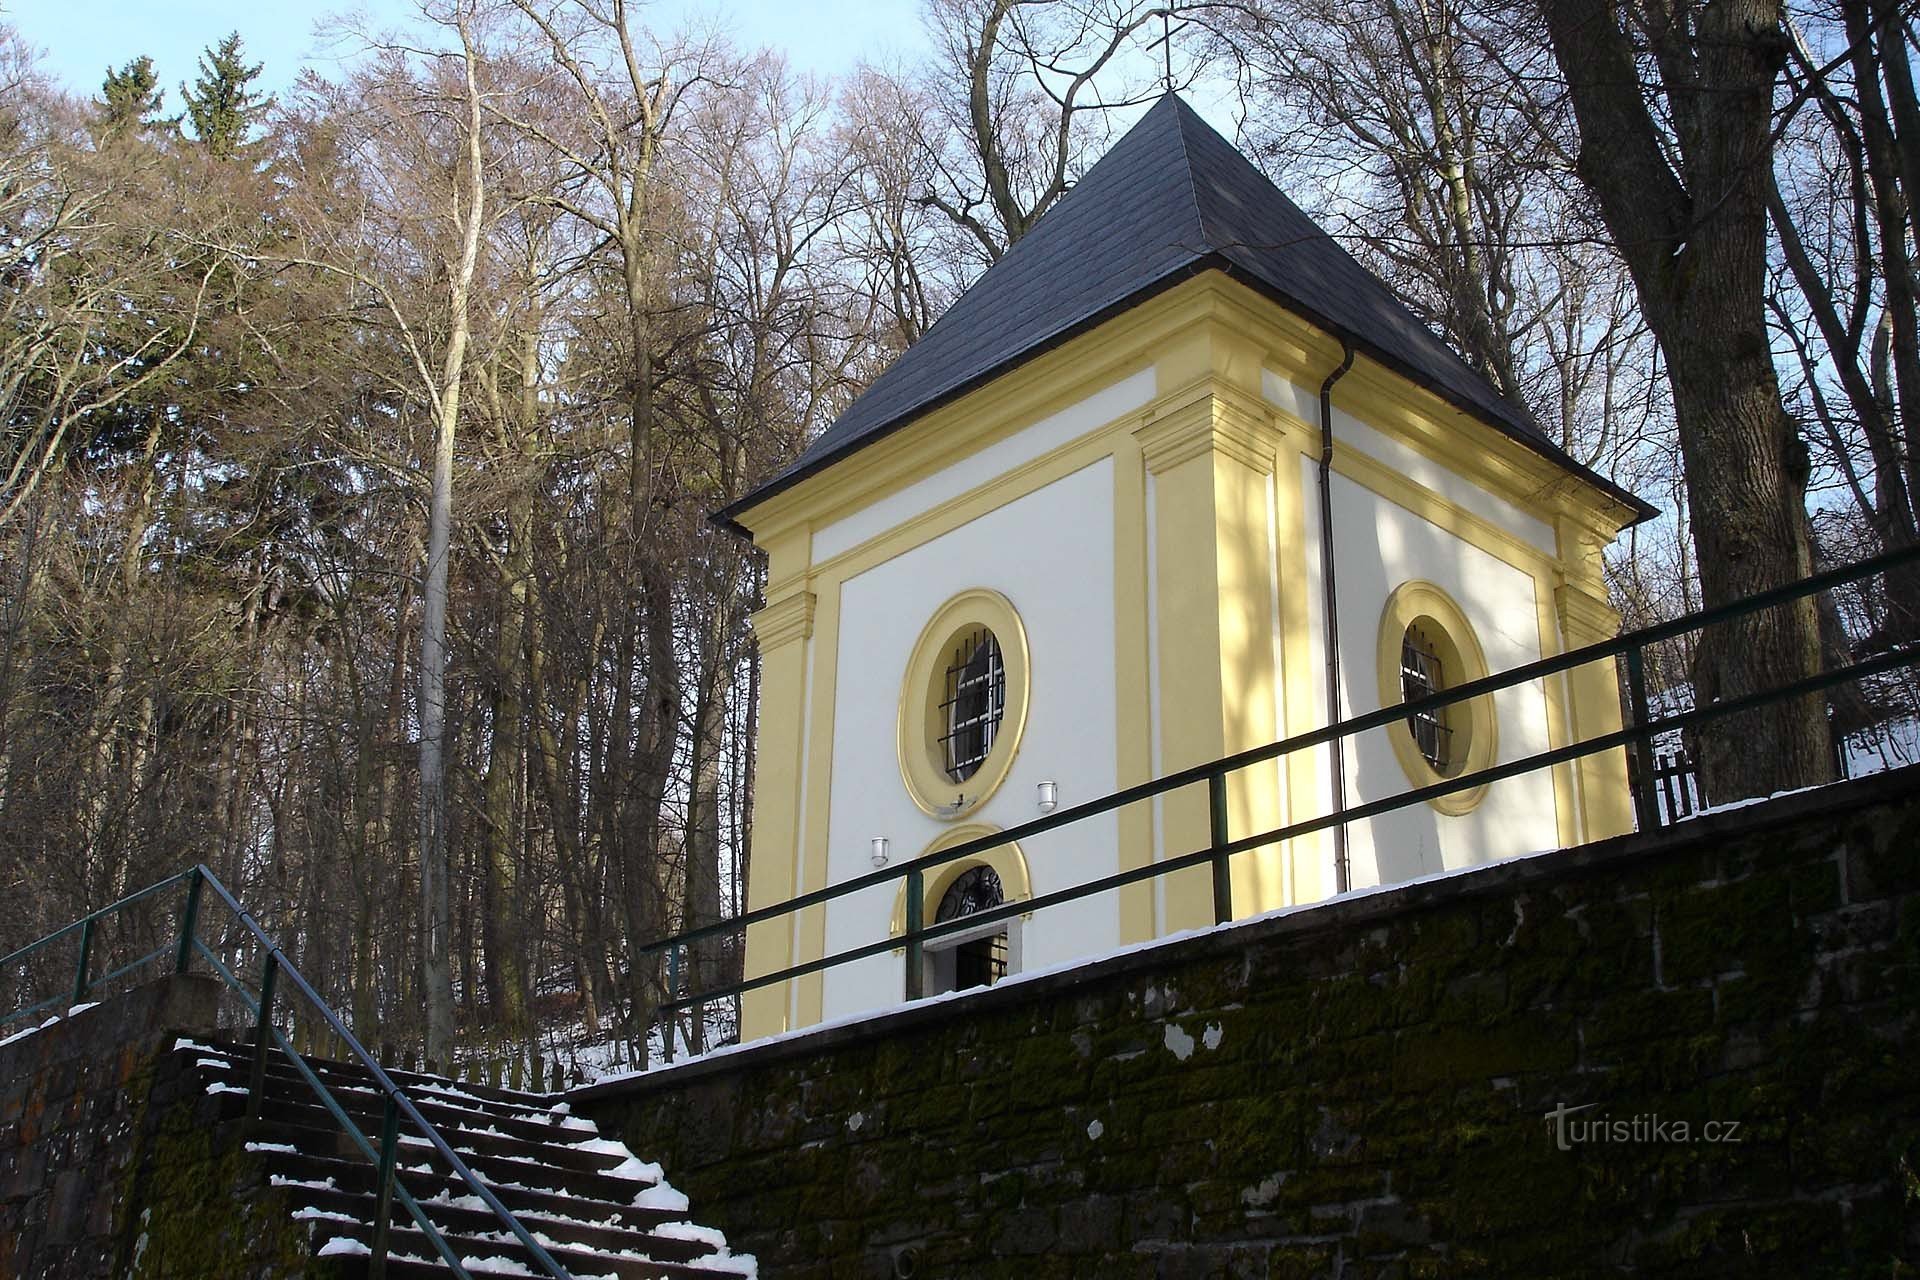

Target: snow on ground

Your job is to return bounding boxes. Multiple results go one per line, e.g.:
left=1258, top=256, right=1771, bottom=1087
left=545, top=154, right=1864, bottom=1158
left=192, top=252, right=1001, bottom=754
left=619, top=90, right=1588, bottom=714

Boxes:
left=632, top=1181, right=691, bottom=1213
left=270, top=1174, right=337, bottom=1191
left=608, top=1155, right=668, bottom=1185
left=292, top=1206, right=361, bottom=1225
left=0, top=1015, right=62, bottom=1050
left=1844, top=713, right=1920, bottom=774
left=0, top=1002, right=100, bottom=1049
left=456, top=1254, right=544, bottom=1277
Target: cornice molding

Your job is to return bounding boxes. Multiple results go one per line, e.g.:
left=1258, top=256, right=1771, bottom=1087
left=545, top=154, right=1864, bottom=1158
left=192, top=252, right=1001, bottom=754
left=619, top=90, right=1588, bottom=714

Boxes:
left=1554, top=583, right=1620, bottom=643
left=752, top=589, right=818, bottom=651
left=1134, top=382, right=1284, bottom=476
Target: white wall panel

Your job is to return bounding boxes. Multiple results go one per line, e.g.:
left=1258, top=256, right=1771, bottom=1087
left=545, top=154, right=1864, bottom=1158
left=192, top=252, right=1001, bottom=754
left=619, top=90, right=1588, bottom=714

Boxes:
left=819, top=460, right=1121, bottom=1021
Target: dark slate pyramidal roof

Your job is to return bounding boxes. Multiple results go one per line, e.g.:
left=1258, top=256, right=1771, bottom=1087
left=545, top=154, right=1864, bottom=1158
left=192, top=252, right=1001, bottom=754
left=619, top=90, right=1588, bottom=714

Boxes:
left=722, top=94, right=1650, bottom=525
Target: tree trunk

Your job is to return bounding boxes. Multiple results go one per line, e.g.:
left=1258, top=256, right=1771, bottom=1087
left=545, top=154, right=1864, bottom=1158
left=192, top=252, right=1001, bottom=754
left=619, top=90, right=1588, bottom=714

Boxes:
left=529, top=598, right=604, bottom=1038
left=480, top=359, right=537, bottom=1041
left=624, top=564, right=679, bottom=1060
left=477, top=526, right=524, bottom=1030
left=1840, top=0, right=1920, bottom=643
left=419, top=23, right=489, bottom=1066
left=1542, top=0, right=1830, bottom=801
left=1662, top=344, right=1827, bottom=794
left=682, top=604, right=729, bottom=1053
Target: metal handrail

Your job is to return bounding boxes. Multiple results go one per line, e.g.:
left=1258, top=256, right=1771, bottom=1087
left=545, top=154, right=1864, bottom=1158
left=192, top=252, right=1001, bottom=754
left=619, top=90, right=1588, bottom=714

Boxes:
left=0, top=869, right=194, bottom=1002
left=644, top=542, right=1920, bottom=1059
left=0, top=866, right=576, bottom=1280
left=190, top=867, right=577, bottom=1279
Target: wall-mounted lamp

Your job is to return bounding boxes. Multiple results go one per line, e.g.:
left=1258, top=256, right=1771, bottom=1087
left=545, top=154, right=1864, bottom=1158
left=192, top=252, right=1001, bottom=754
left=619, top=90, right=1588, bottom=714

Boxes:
left=870, top=836, right=891, bottom=868
left=1036, top=780, right=1059, bottom=813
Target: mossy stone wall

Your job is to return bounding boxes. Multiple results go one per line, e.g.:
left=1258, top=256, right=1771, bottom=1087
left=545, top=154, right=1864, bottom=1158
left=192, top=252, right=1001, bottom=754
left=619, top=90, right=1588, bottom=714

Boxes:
left=580, top=768, right=1920, bottom=1279
left=0, top=975, right=314, bottom=1279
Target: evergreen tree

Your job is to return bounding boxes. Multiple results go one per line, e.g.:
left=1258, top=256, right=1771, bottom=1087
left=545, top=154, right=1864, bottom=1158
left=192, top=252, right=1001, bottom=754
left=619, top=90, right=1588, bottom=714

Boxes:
left=180, top=32, right=270, bottom=159
left=94, top=56, right=164, bottom=143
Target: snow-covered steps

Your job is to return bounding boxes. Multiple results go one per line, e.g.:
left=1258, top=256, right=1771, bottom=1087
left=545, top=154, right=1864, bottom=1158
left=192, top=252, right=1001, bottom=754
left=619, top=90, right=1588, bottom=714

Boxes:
left=177, top=1039, right=754, bottom=1279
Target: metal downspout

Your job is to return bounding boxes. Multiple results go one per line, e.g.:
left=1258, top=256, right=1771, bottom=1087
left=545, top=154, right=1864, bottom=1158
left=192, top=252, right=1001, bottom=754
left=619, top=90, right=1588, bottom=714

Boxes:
left=1318, top=341, right=1357, bottom=894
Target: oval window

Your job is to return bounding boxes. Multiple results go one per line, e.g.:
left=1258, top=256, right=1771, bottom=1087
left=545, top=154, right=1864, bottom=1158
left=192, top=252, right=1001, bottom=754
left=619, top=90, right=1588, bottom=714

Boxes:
left=898, top=591, right=1029, bottom=818
left=1376, top=582, right=1498, bottom=815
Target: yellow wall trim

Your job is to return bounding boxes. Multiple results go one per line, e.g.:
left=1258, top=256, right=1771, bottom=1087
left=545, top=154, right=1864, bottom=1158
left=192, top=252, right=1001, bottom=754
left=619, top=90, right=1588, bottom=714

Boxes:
left=1555, top=582, right=1634, bottom=841
left=1557, top=582, right=1621, bottom=642
left=1136, top=383, right=1283, bottom=476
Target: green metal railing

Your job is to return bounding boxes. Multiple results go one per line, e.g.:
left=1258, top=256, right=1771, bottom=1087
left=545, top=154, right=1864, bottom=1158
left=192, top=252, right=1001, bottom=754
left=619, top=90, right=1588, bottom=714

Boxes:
left=1, top=872, right=188, bottom=1034
left=0, top=867, right=574, bottom=1280
left=646, top=543, right=1920, bottom=1061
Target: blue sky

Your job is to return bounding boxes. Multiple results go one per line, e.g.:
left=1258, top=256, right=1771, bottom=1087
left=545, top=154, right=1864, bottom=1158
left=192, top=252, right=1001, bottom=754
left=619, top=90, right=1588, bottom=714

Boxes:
left=6, top=0, right=930, bottom=101
left=6, top=0, right=1245, bottom=164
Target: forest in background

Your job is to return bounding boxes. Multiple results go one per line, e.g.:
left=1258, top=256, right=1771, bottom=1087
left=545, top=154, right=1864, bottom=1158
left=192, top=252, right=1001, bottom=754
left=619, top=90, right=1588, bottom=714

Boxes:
left=3, top=0, right=1917, bottom=1076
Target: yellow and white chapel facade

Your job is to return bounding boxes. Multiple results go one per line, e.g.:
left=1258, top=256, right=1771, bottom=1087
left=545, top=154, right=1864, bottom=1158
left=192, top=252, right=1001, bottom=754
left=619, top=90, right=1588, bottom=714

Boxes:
left=717, top=96, right=1652, bottom=1040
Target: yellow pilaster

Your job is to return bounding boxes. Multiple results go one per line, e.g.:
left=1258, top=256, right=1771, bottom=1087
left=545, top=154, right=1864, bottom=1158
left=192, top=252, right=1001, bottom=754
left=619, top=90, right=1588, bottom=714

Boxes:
left=738, top=580, right=815, bottom=1041
left=1555, top=516, right=1634, bottom=840
left=1269, top=429, right=1334, bottom=907
left=1530, top=569, right=1585, bottom=851
left=1112, top=432, right=1157, bottom=943
left=792, top=583, right=842, bottom=1029
left=1138, top=327, right=1288, bottom=932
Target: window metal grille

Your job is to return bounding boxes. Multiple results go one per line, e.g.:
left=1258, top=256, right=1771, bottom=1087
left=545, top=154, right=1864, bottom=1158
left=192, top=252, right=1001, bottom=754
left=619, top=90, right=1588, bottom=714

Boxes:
left=953, top=931, right=1009, bottom=990
left=935, top=865, right=1005, bottom=922
left=935, top=866, right=1008, bottom=990
left=938, top=628, right=1005, bottom=783
left=1400, top=626, right=1453, bottom=770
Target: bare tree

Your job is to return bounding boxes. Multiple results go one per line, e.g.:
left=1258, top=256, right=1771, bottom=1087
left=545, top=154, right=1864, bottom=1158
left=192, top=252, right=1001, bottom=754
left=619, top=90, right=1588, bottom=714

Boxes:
left=269, top=6, right=516, bottom=1061
left=912, top=0, right=1169, bottom=258
left=1536, top=0, right=1829, bottom=800
left=498, top=0, right=723, bottom=1063
left=1768, top=4, right=1920, bottom=645
left=835, top=68, right=956, bottom=350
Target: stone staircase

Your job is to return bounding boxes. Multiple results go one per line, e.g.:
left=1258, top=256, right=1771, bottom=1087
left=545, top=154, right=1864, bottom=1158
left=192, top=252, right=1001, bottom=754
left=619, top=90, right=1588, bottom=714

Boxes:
left=179, top=1038, right=755, bottom=1279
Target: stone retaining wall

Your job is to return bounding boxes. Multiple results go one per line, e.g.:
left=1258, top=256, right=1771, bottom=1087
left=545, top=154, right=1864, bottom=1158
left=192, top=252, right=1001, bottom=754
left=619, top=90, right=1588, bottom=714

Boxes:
left=579, top=768, right=1920, bottom=1278
left=0, top=975, right=310, bottom=1279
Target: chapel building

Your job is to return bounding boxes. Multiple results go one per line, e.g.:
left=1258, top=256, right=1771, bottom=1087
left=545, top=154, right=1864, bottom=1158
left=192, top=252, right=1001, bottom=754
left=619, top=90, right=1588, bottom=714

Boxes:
left=716, top=95, right=1652, bottom=1039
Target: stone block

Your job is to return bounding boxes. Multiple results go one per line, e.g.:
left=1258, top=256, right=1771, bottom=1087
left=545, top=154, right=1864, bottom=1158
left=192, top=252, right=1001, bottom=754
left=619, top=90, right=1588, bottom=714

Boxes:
left=44, top=1170, right=87, bottom=1246
left=1055, top=1194, right=1122, bottom=1252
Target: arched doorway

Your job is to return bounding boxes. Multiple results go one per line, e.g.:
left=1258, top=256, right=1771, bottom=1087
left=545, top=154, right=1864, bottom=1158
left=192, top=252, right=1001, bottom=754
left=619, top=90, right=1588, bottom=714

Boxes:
left=888, top=826, right=1031, bottom=1001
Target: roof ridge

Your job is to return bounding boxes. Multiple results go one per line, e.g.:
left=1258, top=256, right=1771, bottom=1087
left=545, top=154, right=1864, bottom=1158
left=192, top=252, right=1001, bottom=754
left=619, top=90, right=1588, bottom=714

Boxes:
left=1170, top=96, right=1327, bottom=262
left=1163, top=95, right=1212, bottom=254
